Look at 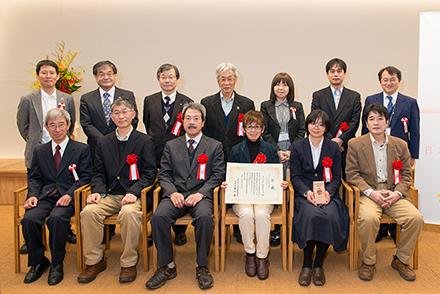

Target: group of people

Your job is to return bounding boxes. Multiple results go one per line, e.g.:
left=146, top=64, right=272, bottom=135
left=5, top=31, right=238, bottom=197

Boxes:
left=16, top=57, right=424, bottom=289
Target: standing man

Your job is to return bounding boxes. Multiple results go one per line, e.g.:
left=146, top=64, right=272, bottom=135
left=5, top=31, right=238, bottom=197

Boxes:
left=346, top=103, right=423, bottom=281
left=146, top=102, right=225, bottom=290
left=22, top=108, right=92, bottom=285
left=17, top=59, right=77, bottom=249
left=311, top=58, right=362, bottom=175
left=78, top=98, right=156, bottom=284
left=143, top=63, right=193, bottom=246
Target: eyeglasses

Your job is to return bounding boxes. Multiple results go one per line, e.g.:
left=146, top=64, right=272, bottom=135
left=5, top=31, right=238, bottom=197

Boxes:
left=112, top=109, right=132, bottom=116
left=245, top=125, right=262, bottom=131
left=97, top=72, right=114, bottom=78
left=310, top=122, right=325, bottom=129
left=219, top=77, right=235, bottom=84
left=47, top=122, right=67, bottom=130
left=160, top=75, right=176, bottom=81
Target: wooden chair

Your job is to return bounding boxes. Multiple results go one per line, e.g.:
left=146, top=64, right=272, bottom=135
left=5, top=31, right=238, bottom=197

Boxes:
left=13, top=184, right=88, bottom=273
left=80, top=181, right=157, bottom=272
left=151, top=186, right=220, bottom=272
left=350, top=184, right=419, bottom=270
left=220, top=186, right=289, bottom=272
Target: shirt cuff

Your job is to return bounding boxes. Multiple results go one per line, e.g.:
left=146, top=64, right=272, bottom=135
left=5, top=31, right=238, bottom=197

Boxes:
left=364, top=188, right=373, bottom=197
left=395, top=191, right=403, bottom=198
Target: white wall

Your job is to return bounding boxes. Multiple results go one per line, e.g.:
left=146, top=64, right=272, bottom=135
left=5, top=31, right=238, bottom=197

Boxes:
left=1, top=0, right=440, bottom=158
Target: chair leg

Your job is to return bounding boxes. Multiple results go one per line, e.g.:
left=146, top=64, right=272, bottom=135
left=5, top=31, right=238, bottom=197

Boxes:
left=152, top=241, right=158, bottom=271
left=15, top=225, right=20, bottom=273
left=214, top=221, right=219, bottom=272
left=143, top=223, right=149, bottom=272
left=282, top=223, right=287, bottom=271
left=105, top=225, right=110, bottom=250
left=75, top=223, right=83, bottom=272
left=220, top=221, right=226, bottom=272
left=413, top=240, right=418, bottom=269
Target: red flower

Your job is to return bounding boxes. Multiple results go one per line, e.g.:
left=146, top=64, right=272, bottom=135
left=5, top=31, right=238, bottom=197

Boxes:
left=254, top=154, right=267, bottom=164
left=339, top=122, right=349, bottom=132
left=392, top=160, right=403, bottom=170
left=198, top=154, right=208, bottom=164
left=238, top=113, right=244, bottom=122
left=322, top=157, right=333, bottom=168
left=126, top=154, right=138, bottom=165
left=176, top=112, right=183, bottom=122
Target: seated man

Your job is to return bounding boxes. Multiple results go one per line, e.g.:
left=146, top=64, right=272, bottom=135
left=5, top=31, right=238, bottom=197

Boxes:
left=146, top=102, right=225, bottom=290
left=22, top=108, right=92, bottom=285
left=346, top=103, right=424, bottom=281
left=78, top=98, right=157, bottom=283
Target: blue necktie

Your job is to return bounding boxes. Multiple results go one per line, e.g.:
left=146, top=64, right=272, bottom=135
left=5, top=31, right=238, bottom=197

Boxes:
left=334, top=89, right=341, bottom=109
left=103, top=93, right=111, bottom=125
left=386, top=96, right=393, bottom=114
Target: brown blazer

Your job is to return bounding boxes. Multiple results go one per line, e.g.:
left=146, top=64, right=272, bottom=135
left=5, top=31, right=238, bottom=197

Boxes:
left=346, top=133, right=411, bottom=198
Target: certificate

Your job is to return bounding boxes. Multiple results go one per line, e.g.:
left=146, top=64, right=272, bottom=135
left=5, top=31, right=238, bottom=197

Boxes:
left=225, top=163, right=283, bottom=204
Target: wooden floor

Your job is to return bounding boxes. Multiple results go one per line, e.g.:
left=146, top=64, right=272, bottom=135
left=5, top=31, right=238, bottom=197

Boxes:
left=1, top=205, right=440, bottom=294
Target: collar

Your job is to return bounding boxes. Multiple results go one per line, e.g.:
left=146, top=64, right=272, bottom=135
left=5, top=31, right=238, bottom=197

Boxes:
left=308, top=136, right=324, bottom=150
left=162, top=91, right=177, bottom=104
left=274, top=99, right=289, bottom=107
left=99, top=86, right=116, bottom=99
left=383, top=91, right=398, bottom=102
left=51, top=136, right=69, bottom=154
left=185, top=132, right=203, bottom=145
left=41, top=88, right=57, bottom=99
left=116, top=126, right=134, bottom=141
left=330, top=85, right=344, bottom=96
left=369, top=133, right=389, bottom=148
left=220, top=91, right=235, bottom=103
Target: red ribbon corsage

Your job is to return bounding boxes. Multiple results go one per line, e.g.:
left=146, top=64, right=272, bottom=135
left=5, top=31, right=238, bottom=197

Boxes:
left=253, top=154, right=267, bottom=164
left=401, top=117, right=408, bottom=133
left=126, top=154, right=139, bottom=181
left=322, top=157, right=333, bottom=182
left=171, top=113, right=183, bottom=136
left=68, top=164, right=79, bottom=181
left=335, top=122, right=349, bottom=138
left=392, top=160, right=403, bottom=184
left=197, top=154, right=209, bottom=180
left=290, top=107, right=297, bottom=120
left=58, top=102, right=66, bottom=109
left=237, top=113, right=244, bottom=136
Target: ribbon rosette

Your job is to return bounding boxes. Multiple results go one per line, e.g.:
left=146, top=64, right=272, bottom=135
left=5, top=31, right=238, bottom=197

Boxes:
left=237, top=113, right=244, bottom=136
left=392, top=159, right=403, bottom=185
left=126, top=154, right=139, bottom=181
left=290, top=107, right=297, bottom=120
left=322, top=157, right=333, bottom=183
left=253, top=154, right=267, bottom=164
left=171, top=113, right=183, bottom=136
left=335, top=122, right=349, bottom=138
left=58, top=102, right=66, bottom=109
left=68, top=164, right=79, bottom=181
left=401, top=117, right=408, bottom=133
left=197, top=154, right=209, bottom=180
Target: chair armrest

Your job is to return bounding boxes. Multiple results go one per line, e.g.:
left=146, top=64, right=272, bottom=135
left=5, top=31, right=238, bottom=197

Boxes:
left=141, top=180, right=158, bottom=214
left=350, top=184, right=361, bottom=220
left=153, top=186, right=162, bottom=213
left=81, top=186, right=92, bottom=210
left=14, top=186, right=28, bottom=226
left=341, top=180, right=354, bottom=220
left=213, top=186, right=220, bottom=223
left=74, top=184, right=90, bottom=218
left=409, top=185, right=418, bottom=208
left=287, top=180, right=294, bottom=215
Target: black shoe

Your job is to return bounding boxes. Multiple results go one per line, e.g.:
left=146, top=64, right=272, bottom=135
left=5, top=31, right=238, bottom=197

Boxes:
left=66, top=228, right=76, bottom=244
left=391, top=234, right=397, bottom=244
left=196, top=266, right=214, bottom=289
left=109, top=225, right=116, bottom=240
left=375, top=232, right=388, bottom=243
left=146, top=265, right=177, bottom=289
left=48, top=264, right=63, bottom=285
left=270, top=229, right=281, bottom=247
left=147, top=234, right=153, bottom=247
left=175, top=232, right=187, bottom=246
left=24, top=257, right=50, bottom=284
left=20, top=243, right=28, bottom=255
left=233, top=225, right=243, bottom=244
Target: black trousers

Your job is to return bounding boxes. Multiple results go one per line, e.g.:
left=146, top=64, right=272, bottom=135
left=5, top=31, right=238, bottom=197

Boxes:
left=21, top=195, right=74, bottom=266
left=151, top=197, right=214, bottom=267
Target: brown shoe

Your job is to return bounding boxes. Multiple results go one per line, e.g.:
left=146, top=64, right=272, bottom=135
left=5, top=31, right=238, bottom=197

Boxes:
left=312, top=267, right=325, bottom=286
left=245, top=255, right=257, bottom=277
left=119, top=266, right=137, bottom=283
left=298, top=267, right=312, bottom=286
left=256, top=258, right=269, bottom=280
left=77, top=259, right=107, bottom=283
left=196, top=266, right=214, bottom=289
left=392, top=256, right=416, bottom=281
left=145, top=265, right=177, bottom=289
left=358, top=261, right=375, bottom=281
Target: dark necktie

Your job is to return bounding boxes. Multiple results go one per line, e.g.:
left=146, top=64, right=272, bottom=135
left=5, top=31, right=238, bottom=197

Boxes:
left=49, top=145, right=61, bottom=196
left=386, top=96, right=393, bottom=114
left=188, top=139, right=195, bottom=153
left=164, top=96, right=171, bottom=128
left=103, top=92, right=111, bottom=125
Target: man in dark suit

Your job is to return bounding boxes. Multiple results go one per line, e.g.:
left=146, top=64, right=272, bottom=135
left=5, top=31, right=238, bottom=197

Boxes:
left=22, top=108, right=92, bottom=285
left=146, top=102, right=225, bottom=290
left=311, top=58, right=362, bottom=174
left=80, top=60, right=139, bottom=160
left=78, top=98, right=156, bottom=284
left=143, top=63, right=193, bottom=246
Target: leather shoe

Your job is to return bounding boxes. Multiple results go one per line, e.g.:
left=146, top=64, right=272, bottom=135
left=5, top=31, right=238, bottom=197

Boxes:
left=24, top=257, right=50, bottom=284
left=312, top=267, right=325, bottom=286
left=77, top=259, right=107, bottom=283
left=174, top=232, right=187, bottom=246
left=245, top=255, right=257, bottom=277
left=48, top=263, right=63, bottom=285
left=119, top=266, right=137, bottom=283
left=196, top=266, right=213, bottom=289
left=233, top=225, right=243, bottom=244
left=256, top=258, right=269, bottom=280
left=19, top=243, right=28, bottom=255
left=270, top=229, right=281, bottom=247
left=358, top=261, right=375, bottom=281
left=66, top=227, right=76, bottom=244
left=392, top=256, right=416, bottom=281
left=146, top=265, right=177, bottom=289
left=147, top=234, right=153, bottom=247
left=298, top=267, right=312, bottom=286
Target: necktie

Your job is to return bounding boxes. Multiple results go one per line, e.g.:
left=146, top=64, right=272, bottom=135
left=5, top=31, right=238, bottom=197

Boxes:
left=49, top=145, right=61, bottom=196
left=188, top=139, right=195, bottom=153
left=334, top=89, right=341, bottom=109
left=386, top=96, right=393, bottom=114
left=103, top=93, right=111, bottom=125
left=164, top=96, right=171, bottom=128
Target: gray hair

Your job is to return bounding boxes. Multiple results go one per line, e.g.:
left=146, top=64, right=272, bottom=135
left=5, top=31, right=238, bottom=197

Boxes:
left=111, top=97, right=135, bottom=112
left=156, top=63, right=180, bottom=80
left=44, top=108, right=71, bottom=125
left=92, top=60, right=117, bottom=76
left=182, top=102, right=206, bottom=122
left=215, top=62, right=238, bottom=80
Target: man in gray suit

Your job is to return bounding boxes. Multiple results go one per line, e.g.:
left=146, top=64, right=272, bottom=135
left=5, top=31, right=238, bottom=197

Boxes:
left=146, top=102, right=225, bottom=290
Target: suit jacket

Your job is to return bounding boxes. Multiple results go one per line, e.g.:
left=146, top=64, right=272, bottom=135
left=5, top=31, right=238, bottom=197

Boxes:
left=201, top=91, right=255, bottom=159
left=229, top=138, right=279, bottom=164
left=158, top=134, right=225, bottom=199
left=80, top=87, right=139, bottom=157
left=27, top=139, right=92, bottom=203
left=143, top=91, right=193, bottom=165
left=311, top=86, right=362, bottom=146
left=290, top=137, right=342, bottom=199
left=346, top=134, right=412, bottom=198
left=91, top=130, right=157, bottom=197
left=260, top=100, right=305, bottom=150
left=17, top=89, right=75, bottom=168
left=361, top=92, right=420, bottom=159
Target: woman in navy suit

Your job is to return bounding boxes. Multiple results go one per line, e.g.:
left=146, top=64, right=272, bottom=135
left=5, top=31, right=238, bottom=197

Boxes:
left=290, top=110, right=349, bottom=286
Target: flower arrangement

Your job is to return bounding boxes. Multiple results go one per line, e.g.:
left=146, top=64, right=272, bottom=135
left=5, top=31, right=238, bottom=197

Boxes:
left=27, top=41, right=84, bottom=94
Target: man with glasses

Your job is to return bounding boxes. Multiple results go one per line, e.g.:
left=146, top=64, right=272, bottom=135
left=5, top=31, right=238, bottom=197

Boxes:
left=78, top=98, right=156, bottom=284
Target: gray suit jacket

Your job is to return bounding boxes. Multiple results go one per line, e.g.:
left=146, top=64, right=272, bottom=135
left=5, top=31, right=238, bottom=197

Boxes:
left=17, top=89, right=75, bottom=168
left=158, top=134, right=225, bottom=199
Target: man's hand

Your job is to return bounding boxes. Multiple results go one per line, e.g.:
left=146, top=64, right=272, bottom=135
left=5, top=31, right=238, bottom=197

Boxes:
left=56, top=195, right=72, bottom=206
left=281, top=181, right=288, bottom=190
left=410, top=158, right=415, bottom=167
left=221, top=181, right=228, bottom=189
left=122, top=193, right=137, bottom=205
left=306, top=190, right=317, bottom=206
left=381, top=191, right=401, bottom=208
left=277, top=150, right=290, bottom=163
left=170, top=192, right=185, bottom=209
left=87, top=193, right=101, bottom=204
left=24, top=197, right=38, bottom=209
left=331, top=138, right=344, bottom=153
left=368, top=190, right=388, bottom=207
left=185, top=193, right=204, bottom=207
